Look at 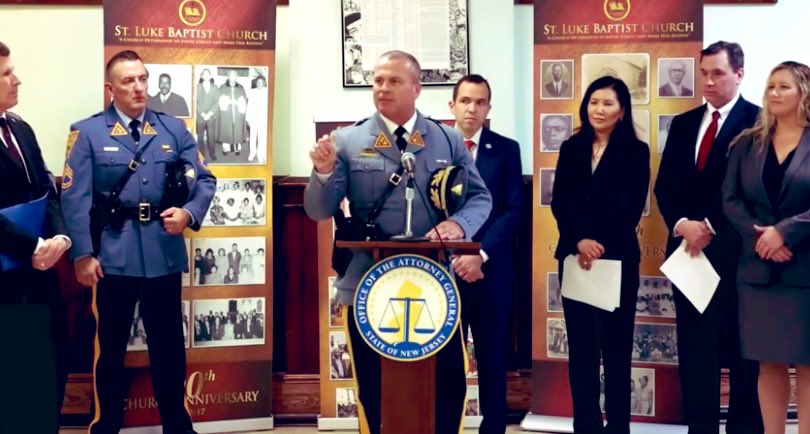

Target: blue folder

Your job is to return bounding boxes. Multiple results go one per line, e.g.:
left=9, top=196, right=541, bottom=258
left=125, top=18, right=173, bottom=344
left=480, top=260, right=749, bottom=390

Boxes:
left=0, top=193, right=48, bottom=271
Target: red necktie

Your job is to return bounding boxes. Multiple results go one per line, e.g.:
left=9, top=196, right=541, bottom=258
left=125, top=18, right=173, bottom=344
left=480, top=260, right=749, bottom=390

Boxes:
left=464, top=140, right=475, bottom=152
left=0, top=117, right=24, bottom=169
left=696, top=111, right=720, bottom=172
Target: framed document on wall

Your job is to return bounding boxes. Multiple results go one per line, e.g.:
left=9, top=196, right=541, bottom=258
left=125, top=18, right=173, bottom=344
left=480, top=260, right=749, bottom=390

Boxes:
left=342, top=0, right=470, bottom=87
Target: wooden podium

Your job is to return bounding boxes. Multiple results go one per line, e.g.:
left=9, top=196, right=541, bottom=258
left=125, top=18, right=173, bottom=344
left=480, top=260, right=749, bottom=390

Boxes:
left=336, top=240, right=479, bottom=434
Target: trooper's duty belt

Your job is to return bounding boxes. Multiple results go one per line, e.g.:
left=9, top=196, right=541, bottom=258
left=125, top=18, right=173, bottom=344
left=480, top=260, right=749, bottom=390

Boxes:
left=110, top=202, right=166, bottom=222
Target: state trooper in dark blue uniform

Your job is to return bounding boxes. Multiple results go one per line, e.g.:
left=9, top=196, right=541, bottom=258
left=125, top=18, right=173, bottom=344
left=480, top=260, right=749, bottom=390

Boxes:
left=61, top=50, right=216, bottom=434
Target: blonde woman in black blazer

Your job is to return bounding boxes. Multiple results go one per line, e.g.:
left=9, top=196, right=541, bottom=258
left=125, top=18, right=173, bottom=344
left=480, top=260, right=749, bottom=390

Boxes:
left=552, top=76, right=650, bottom=434
left=723, top=61, right=810, bottom=434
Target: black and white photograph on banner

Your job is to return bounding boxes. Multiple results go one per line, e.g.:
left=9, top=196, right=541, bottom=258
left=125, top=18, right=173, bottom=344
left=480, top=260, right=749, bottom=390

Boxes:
left=539, top=168, right=555, bottom=207
left=466, top=325, right=477, bottom=378
left=336, top=387, right=359, bottom=418
left=329, top=276, right=343, bottom=327
left=183, top=239, right=191, bottom=287
left=581, top=53, right=650, bottom=105
left=193, top=65, right=270, bottom=164
left=191, top=237, right=266, bottom=286
left=657, top=57, right=695, bottom=98
left=539, top=59, right=574, bottom=100
left=127, top=300, right=190, bottom=352
left=540, top=114, right=573, bottom=152
left=341, top=0, right=469, bottom=87
left=547, top=318, right=568, bottom=359
left=145, top=63, right=192, bottom=118
left=202, top=178, right=267, bottom=227
left=192, top=297, right=265, bottom=348
left=465, top=385, right=480, bottom=416
left=547, top=272, right=562, bottom=312
left=632, top=322, right=678, bottom=365
left=599, top=366, right=656, bottom=416
left=633, top=109, right=650, bottom=145
left=329, top=330, right=353, bottom=380
left=657, top=114, right=675, bottom=154
left=636, top=276, right=676, bottom=318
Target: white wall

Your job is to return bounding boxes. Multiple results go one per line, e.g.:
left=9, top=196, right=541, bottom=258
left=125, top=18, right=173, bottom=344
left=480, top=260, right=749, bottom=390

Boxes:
left=1, top=0, right=808, bottom=176
left=705, top=0, right=810, bottom=106
left=0, top=6, right=103, bottom=172
left=287, top=0, right=520, bottom=176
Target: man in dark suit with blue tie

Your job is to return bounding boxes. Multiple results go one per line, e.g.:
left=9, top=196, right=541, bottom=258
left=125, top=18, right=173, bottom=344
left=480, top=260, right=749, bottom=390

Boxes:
left=654, top=41, right=763, bottom=434
left=0, top=40, right=71, bottom=432
left=449, top=74, right=523, bottom=434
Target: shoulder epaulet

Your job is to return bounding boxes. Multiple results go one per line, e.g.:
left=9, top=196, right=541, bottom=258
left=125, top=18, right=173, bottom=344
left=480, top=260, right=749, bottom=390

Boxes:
left=91, top=111, right=105, bottom=118
left=353, top=117, right=370, bottom=126
left=425, top=116, right=444, bottom=127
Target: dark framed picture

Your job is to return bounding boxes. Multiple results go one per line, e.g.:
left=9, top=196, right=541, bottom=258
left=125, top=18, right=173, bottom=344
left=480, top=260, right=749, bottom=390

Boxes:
left=341, top=0, right=470, bottom=87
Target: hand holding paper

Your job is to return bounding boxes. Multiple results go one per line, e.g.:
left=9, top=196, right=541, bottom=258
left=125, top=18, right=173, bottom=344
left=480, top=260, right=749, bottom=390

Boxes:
left=659, top=240, right=720, bottom=314
left=561, top=255, right=622, bottom=311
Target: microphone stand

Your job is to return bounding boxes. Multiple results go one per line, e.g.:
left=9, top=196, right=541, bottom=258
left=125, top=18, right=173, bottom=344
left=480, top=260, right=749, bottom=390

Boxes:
left=391, top=171, right=425, bottom=241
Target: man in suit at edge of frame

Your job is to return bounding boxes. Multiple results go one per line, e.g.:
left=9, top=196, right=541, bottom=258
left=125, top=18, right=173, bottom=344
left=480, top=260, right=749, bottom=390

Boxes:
left=0, top=39, right=71, bottom=434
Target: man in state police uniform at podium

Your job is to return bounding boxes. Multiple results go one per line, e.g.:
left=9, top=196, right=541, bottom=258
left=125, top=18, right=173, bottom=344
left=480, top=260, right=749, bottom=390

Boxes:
left=304, top=50, right=492, bottom=434
left=61, top=50, right=215, bottom=434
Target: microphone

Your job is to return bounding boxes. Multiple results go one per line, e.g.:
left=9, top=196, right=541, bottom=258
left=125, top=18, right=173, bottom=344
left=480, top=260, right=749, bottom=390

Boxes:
left=401, top=152, right=416, bottom=175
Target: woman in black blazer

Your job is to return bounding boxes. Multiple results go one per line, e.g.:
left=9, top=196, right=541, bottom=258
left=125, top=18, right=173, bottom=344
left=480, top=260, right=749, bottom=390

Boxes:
left=551, top=76, right=650, bottom=434
left=723, top=61, right=810, bottom=434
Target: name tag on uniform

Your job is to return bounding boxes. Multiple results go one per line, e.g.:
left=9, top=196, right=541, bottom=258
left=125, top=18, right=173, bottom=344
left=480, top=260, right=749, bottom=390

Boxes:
left=161, top=144, right=173, bottom=152
left=103, top=146, right=119, bottom=152
left=359, top=147, right=376, bottom=157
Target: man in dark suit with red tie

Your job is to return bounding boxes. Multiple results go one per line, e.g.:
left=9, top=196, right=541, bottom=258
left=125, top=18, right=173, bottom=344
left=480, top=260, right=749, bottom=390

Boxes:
left=0, top=40, right=70, bottom=431
left=654, top=41, right=763, bottom=434
left=449, top=74, right=523, bottom=434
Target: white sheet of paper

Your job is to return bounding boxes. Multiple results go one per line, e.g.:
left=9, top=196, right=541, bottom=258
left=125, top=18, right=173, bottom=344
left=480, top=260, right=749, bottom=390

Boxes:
left=561, top=255, right=622, bottom=311
left=659, top=240, right=720, bottom=314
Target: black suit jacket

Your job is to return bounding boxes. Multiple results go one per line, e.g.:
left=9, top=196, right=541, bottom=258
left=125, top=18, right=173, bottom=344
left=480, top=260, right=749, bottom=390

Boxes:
left=551, top=132, right=650, bottom=262
left=545, top=81, right=569, bottom=98
left=471, top=128, right=524, bottom=273
left=654, top=97, right=759, bottom=272
left=0, top=112, right=67, bottom=266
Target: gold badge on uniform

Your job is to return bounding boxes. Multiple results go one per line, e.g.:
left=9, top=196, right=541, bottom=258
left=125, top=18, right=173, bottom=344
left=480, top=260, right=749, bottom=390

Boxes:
left=65, top=130, right=79, bottom=158
left=143, top=122, right=157, bottom=136
left=373, top=132, right=392, bottom=148
left=62, top=164, right=74, bottom=190
left=110, top=122, right=128, bottom=137
left=409, top=130, right=425, bottom=147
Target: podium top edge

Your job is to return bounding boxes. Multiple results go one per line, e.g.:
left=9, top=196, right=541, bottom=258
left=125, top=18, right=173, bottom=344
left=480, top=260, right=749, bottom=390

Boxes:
left=335, top=240, right=480, bottom=253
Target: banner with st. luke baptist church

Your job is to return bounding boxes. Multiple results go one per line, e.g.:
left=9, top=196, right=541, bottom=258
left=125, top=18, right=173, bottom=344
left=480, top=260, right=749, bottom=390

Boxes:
left=531, top=0, right=703, bottom=426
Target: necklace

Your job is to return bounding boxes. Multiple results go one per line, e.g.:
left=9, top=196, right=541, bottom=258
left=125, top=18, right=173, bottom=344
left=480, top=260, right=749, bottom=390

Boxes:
left=592, top=143, right=607, bottom=161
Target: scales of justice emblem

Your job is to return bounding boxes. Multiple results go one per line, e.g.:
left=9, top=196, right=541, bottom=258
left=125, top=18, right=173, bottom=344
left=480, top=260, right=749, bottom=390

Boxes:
left=354, top=254, right=460, bottom=362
